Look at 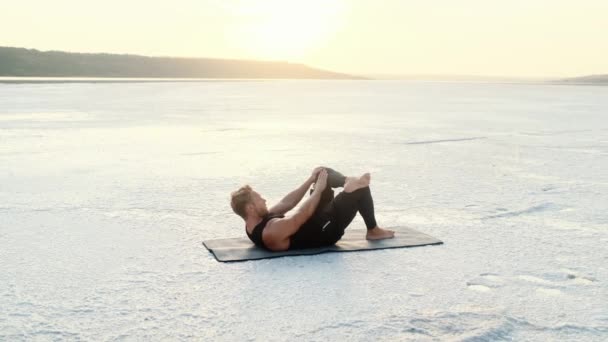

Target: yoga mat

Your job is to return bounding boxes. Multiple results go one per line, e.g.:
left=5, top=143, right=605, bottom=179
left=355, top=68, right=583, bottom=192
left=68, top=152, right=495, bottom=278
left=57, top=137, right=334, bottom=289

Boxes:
left=203, top=226, right=442, bottom=262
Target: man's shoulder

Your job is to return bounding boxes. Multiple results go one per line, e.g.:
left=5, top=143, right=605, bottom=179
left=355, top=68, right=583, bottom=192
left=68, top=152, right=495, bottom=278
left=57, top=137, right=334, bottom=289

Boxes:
left=261, top=215, right=292, bottom=251
left=264, top=214, right=287, bottom=231
left=267, top=212, right=286, bottom=218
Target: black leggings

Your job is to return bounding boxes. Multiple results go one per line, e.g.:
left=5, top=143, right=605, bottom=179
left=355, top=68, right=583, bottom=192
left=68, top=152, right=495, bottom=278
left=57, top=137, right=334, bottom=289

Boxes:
left=314, top=168, right=378, bottom=243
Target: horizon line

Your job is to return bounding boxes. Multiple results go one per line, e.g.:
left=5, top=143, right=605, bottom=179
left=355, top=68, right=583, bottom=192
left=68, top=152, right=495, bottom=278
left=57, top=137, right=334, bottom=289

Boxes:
left=2, top=45, right=605, bottom=81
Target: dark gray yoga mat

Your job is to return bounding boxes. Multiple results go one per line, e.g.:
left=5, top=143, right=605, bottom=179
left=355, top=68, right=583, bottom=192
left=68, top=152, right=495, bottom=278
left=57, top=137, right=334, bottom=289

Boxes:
left=203, top=226, right=442, bottom=262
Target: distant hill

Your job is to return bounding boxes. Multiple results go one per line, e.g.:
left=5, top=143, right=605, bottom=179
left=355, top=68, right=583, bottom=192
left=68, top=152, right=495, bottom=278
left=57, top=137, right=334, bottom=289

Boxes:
left=559, top=74, right=608, bottom=84
left=365, top=73, right=543, bottom=82
left=0, top=46, right=361, bottom=79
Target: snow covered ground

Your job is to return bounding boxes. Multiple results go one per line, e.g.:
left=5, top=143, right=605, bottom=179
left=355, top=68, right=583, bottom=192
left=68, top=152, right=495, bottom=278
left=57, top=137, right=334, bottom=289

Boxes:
left=1, top=80, right=607, bottom=341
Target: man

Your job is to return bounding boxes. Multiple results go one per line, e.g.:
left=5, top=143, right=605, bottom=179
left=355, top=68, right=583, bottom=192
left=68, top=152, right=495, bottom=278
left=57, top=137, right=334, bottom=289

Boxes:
left=230, top=167, right=395, bottom=251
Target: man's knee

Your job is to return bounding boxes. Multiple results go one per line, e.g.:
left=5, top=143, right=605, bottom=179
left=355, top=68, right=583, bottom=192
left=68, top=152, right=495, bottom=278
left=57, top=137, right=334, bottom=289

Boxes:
left=325, top=168, right=346, bottom=188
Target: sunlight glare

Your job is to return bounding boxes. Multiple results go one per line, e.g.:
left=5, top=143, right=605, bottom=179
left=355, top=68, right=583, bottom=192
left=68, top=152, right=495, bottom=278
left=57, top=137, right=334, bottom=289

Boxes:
left=227, top=0, right=345, bottom=61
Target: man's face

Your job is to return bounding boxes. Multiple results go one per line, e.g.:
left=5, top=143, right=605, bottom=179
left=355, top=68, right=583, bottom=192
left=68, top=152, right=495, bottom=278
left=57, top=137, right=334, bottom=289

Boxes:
left=250, top=191, right=268, bottom=217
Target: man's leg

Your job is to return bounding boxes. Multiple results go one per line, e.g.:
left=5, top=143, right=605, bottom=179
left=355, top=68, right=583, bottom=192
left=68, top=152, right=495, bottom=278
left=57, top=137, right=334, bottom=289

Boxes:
left=288, top=168, right=348, bottom=249
left=311, top=167, right=347, bottom=212
left=331, top=186, right=376, bottom=231
left=312, top=167, right=346, bottom=192
left=325, top=174, right=395, bottom=241
left=325, top=167, right=347, bottom=188
left=350, top=186, right=377, bottom=229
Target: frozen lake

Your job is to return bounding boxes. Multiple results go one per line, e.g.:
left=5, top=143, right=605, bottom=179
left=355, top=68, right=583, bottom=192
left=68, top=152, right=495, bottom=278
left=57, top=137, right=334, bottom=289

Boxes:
left=1, top=80, right=607, bottom=341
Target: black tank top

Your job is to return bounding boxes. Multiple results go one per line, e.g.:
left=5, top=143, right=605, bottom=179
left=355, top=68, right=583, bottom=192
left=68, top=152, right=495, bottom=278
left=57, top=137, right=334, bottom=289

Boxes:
left=246, top=213, right=284, bottom=249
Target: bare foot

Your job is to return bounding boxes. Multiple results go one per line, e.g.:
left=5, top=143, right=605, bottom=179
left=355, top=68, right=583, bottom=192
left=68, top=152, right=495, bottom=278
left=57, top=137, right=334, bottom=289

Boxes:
left=344, top=173, right=371, bottom=193
left=366, top=227, right=395, bottom=240
left=360, top=172, right=370, bottom=186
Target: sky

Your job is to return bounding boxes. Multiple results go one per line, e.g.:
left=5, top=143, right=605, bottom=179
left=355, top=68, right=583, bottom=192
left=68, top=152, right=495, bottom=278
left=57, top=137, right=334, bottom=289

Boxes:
left=1, top=0, right=607, bottom=78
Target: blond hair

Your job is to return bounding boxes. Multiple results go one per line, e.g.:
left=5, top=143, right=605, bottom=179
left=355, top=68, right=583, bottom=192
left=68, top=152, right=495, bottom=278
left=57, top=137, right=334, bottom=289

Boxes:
left=230, top=185, right=254, bottom=219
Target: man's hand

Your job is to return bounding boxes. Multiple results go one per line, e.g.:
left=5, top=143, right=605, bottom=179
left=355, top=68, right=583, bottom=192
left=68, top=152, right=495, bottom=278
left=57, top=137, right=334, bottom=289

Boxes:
left=313, top=169, right=328, bottom=192
left=310, top=166, right=324, bottom=181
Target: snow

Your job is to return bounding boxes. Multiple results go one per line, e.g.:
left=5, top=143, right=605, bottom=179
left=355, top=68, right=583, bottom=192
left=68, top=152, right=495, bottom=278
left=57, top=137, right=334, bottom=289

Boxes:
left=1, top=80, right=607, bottom=341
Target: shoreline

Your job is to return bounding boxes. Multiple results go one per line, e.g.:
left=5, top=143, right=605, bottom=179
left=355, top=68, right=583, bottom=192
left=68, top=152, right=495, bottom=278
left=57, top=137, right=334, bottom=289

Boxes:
left=1, top=77, right=606, bottom=86
left=0, top=77, right=358, bottom=84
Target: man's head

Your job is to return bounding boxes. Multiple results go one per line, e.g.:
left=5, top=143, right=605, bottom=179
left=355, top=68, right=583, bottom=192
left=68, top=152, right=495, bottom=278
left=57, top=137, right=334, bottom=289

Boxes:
left=230, top=185, right=268, bottom=220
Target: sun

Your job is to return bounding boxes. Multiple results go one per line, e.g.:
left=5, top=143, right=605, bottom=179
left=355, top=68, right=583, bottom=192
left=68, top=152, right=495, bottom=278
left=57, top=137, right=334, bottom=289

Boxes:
left=227, top=0, right=345, bottom=61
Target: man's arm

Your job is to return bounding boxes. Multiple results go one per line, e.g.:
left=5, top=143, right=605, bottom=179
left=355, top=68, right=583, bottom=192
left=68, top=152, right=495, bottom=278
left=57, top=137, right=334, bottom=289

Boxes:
left=268, top=167, right=322, bottom=214
left=263, top=170, right=328, bottom=251
left=267, top=177, right=313, bottom=215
